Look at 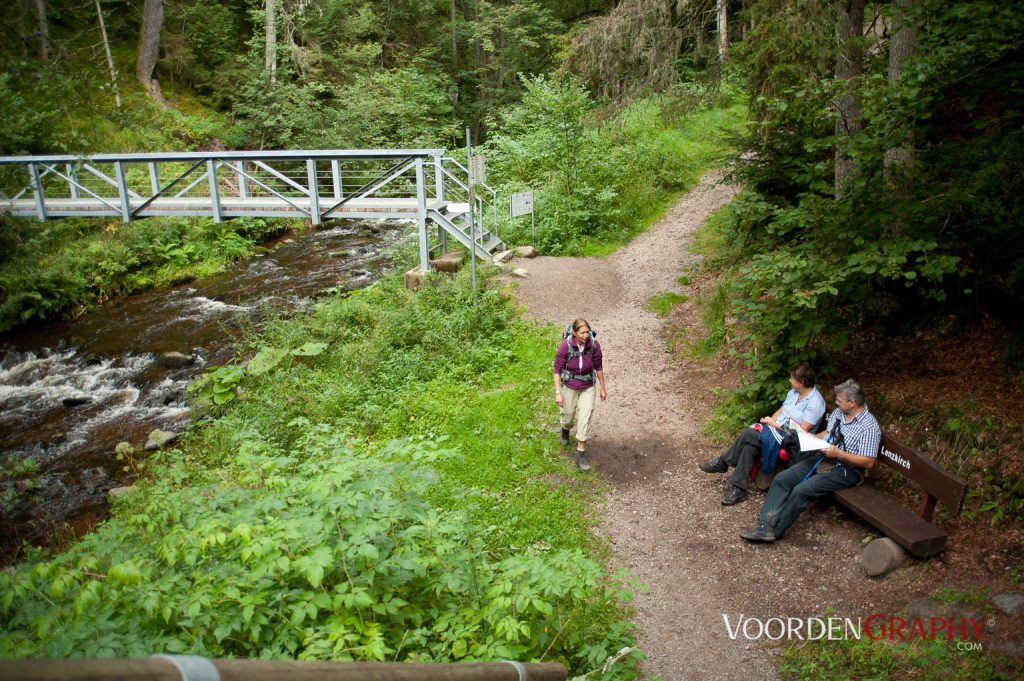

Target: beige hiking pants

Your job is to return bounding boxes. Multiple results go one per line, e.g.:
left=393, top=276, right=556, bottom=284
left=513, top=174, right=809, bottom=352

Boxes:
left=560, top=385, right=597, bottom=442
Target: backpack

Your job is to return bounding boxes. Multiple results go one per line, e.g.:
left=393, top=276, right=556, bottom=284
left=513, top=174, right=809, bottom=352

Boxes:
left=560, top=323, right=597, bottom=384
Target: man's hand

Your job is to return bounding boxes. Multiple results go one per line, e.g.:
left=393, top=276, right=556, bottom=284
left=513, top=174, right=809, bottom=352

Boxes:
left=823, top=444, right=840, bottom=458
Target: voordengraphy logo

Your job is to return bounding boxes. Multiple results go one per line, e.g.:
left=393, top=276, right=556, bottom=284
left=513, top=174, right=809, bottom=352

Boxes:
left=722, top=613, right=988, bottom=647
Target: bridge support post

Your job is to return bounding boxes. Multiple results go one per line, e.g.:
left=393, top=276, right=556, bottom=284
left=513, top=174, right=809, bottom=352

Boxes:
left=207, top=160, right=222, bottom=223
left=331, top=160, right=342, bottom=199
left=66, top=164, right=80, bottom=199
left=28, top=163, right=47, bottom=221
left=236, top=162, right=248, bottom=198
left=307, top=159, right=321, bottom=226
left=415, top=157, right=429, bottom=273
left=115, top=161, right=131, bottom=222
left=434, top=154, right=444, bottom=203
left=148, top=163, right=160, bottom=194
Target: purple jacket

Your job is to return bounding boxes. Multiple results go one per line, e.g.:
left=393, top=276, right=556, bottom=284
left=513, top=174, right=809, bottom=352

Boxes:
left=553, top=337, right=603, bottom=390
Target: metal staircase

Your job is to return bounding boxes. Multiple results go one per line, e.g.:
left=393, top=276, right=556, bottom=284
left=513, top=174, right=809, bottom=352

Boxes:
left=0, top=149, right=504, bottom=273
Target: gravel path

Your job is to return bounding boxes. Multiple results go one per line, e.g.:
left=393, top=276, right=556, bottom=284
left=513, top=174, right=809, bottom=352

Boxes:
left=509, top=171, right=778, bottom=679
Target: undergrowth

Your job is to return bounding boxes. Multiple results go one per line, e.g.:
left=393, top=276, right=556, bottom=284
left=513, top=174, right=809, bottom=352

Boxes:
left=779, top=634, right=1020, bottom=681
left=0, top=268, right=641, bottom=678
left=0, top=214, right=295, bottom=332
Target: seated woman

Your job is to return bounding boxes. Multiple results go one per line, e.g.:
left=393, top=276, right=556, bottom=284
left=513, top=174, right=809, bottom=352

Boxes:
left=698, top=363, right=825, bottom=505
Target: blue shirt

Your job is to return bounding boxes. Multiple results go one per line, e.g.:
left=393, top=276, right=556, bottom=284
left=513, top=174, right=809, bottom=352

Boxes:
left=778, top=386, right=827, bottom=432
left=762, top=386, right=827, bottom=445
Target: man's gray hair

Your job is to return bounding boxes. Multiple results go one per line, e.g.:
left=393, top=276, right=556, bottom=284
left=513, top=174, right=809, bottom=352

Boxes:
left=834, top=379, right=865, bottom=406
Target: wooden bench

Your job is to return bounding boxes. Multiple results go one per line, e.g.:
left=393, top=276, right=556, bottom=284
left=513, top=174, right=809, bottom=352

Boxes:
left=833, top=433, right=968, bottom=558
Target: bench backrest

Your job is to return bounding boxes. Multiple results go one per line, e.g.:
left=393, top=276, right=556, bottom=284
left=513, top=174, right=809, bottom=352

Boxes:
left=876, top=433, right=968, bottom=521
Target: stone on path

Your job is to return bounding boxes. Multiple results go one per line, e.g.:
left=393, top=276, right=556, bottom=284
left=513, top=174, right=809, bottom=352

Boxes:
left=492, top=249, right=514, bottom=264
left=514, top=246, right=538, bottom=258
left=144, top=429, right=178, bottom=451
left=993, top=593, right=1024, bottom=616
left=862, top=537, right=907, bottom=577
left=510, top=268, right=530, bottom=279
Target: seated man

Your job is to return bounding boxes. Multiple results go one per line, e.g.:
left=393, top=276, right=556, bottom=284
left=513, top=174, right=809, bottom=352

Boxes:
left=699, top=364, right=826, bottom=505
left=740, top=379, right=881, bottom=543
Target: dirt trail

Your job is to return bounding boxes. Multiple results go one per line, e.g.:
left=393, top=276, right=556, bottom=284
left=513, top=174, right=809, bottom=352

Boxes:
left=509, top=172, right=778, bottom=680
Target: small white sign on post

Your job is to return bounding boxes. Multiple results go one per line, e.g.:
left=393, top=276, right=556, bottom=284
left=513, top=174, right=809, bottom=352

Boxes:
left=510, top=191, right=534, bottom=218
left=469, top=155, right=486, bottom=186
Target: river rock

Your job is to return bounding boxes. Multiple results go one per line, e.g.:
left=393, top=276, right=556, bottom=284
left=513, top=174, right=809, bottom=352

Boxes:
left=430, top=250, right=464, bottom=273
left=158, top=352, right=194, bottom=368
left=62, top=396, right=92, bottom=408
left=170, top=275, right=197, bottom=287
left=492, top=249, right=514, bottom=264
left=514, top=246, right=538, bottom=258
left=405, top=267, right=425, bottom=290
left=108, top=486, right=134, bottom=501
left=862, top=537, right=907, bottom=577
left=510, top=268, right=530, bottom=279
left=144, top=429, right=178, bottom=451
left=993, top=593, right=1024, bottom=616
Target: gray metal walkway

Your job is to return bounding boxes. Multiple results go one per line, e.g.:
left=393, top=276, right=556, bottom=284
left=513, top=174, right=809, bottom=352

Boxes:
left=0, top=149, right=502, bottom=271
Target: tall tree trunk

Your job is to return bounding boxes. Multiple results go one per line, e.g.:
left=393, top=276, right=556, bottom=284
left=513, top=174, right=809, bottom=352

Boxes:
left=884, top=0, right=918, bottom=185
left=137, top=0, right=165, bottom=104
left=450, top=0, right=458, bottom=73
left=265, top=0, right=277, bottom=85
left=717, top=0, right=728, bottom=62
left=33, top=0, right=50, bottom=60
left=834, top=0, right=864, bottom=200
left=95, top=0, right=122, bottom=108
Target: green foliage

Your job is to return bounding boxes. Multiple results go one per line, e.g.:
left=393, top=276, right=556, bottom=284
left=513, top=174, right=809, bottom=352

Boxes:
left=190, top=342, right=329, bottom=407
left=706, top=0, right=1024, bottom=406
left=485, top=76, right=745, bottom=255
left=0, top=434, right=628, bottom=668
left=779, top=634, right=1019, bottom=681
left=0, top=216, right=287, bottom=332
left=1, top=270, right=640, bottom=676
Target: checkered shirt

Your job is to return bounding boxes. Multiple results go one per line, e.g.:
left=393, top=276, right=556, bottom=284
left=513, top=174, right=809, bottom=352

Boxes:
left=825, top=404, right=881, bottom=458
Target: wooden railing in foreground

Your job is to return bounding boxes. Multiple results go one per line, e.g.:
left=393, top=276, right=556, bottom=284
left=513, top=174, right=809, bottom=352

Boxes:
left=0, top=658, right=567, bottom=681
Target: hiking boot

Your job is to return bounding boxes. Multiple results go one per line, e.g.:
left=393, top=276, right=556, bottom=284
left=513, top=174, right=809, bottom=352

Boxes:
left=721, top=486, right=749, bottom=506
left=575, top=450, right=592, bottom=472
left=699, top=457, right=728, bottom=473
left=739, top=525, right=776, bottom=543
left=560, top=428, right=570, bottom=446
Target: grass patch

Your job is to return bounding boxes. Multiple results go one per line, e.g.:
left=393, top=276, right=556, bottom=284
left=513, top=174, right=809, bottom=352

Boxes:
left=0, top=268, right=641, bottom=678
left=646, top=291, right=688, bottom=317
left=779, top=635, right=1020, bottom=680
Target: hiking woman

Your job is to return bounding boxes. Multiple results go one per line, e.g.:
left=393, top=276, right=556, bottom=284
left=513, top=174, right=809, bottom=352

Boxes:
left=553, top=318, right=607, bottom=471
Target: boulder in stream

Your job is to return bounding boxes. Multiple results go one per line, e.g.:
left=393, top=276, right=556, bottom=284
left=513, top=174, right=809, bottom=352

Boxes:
left=144, top=429, right=178, bottom=451
left=158, top=352, right=194, bottom=368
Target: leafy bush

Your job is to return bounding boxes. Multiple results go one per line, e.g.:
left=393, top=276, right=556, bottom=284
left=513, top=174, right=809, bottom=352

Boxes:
left=484, top=76, right=745, bottom=256
left=0, top=434, right=629, bottom=669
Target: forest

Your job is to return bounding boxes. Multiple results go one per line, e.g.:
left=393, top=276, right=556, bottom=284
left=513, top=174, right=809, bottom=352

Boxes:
left=1, top=0, right=1023, bottom=679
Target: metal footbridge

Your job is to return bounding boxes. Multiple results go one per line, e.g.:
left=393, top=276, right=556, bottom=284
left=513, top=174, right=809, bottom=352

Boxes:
left=0, top=149, right=503, bottom=272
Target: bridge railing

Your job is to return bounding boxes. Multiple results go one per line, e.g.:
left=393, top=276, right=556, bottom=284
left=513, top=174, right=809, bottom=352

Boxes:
left=0, top=150, right=453, bottom=225
left=0, top=149, right=504, bottom=271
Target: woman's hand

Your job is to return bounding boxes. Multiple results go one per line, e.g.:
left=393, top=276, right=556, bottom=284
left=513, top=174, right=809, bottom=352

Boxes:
left=600, top=386, right=607, bottom=401
left=759, top=416, right=778, bottom=428
left=555, top=391, right=564, bottom=407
